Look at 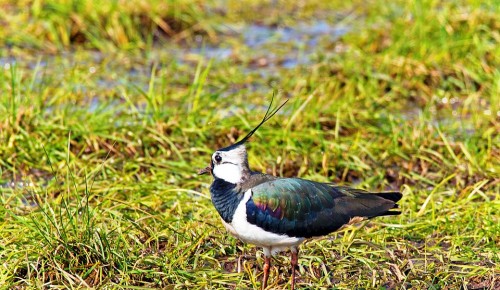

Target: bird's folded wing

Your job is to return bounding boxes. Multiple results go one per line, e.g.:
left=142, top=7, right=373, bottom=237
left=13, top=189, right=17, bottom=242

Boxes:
left=246, top=178, right=398, bottom=238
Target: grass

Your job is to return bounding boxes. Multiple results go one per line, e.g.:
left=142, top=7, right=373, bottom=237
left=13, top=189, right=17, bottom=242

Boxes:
left=1, top=0, right=499, bottom=288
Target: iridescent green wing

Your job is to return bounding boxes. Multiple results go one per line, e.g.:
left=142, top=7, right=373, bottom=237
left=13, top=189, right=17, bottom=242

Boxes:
left=246, top=178, right=400, bottom=238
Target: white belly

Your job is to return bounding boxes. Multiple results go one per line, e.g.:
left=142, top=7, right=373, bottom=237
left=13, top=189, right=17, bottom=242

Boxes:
left=224, top=189, right=305, bottom=250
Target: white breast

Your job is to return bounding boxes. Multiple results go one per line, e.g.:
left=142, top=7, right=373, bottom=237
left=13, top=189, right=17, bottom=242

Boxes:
left=228, top=189, right=305, bottom=251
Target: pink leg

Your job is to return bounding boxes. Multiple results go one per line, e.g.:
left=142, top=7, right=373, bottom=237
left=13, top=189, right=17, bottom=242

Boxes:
left=291, top=250, right=298, bottom=290
left=262, top=256, right=271, bottom=290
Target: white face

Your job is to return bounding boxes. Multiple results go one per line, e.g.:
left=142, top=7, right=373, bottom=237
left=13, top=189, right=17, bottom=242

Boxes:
left=212, top=145, right=248, bottom=184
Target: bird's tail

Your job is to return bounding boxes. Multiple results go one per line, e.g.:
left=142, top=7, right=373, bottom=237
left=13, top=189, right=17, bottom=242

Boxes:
left=374, top=191, right=402, bottom=203
left=374, top=191, right=402, bottom=216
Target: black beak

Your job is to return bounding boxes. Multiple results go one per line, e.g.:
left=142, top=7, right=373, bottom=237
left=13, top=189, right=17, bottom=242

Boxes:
left=198, top=165, right=212, bottom=175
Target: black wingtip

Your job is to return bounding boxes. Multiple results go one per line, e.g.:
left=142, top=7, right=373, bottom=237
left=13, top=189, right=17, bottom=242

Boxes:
left=381, top=210, right=402, bottom=216
left=375, top=191, right=402, bottom=203
left=376, top=191, right=402, bottom=216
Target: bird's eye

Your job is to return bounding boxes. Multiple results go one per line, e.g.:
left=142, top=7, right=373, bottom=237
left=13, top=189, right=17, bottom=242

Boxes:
left=214, top=154, right=222, bottom=163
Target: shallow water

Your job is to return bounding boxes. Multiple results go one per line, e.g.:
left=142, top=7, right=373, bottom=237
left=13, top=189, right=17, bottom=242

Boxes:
left=1, top=20, right=349, bottom=90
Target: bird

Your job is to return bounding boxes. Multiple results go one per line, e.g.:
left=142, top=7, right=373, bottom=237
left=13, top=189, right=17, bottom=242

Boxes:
left=199, top=98, right=402, bottom=290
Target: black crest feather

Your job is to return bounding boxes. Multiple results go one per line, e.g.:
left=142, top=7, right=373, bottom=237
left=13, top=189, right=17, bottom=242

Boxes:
left=219, top=96, right=289, bottom=152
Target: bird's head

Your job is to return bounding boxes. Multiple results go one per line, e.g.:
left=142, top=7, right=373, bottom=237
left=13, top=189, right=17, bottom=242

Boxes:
left=198, top=97, right=288, bottom=184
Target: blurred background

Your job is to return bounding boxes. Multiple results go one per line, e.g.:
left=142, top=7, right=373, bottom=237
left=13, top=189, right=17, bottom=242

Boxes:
left=0, top=0, right=498, bottom=288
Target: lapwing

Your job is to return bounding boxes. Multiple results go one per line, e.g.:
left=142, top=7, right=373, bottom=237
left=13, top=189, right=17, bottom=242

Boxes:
left=199, top=98, right=402, bottom=289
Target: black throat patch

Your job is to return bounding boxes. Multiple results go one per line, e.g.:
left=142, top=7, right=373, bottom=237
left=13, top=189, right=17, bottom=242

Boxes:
left=210, top=178, right=245, bottom=223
